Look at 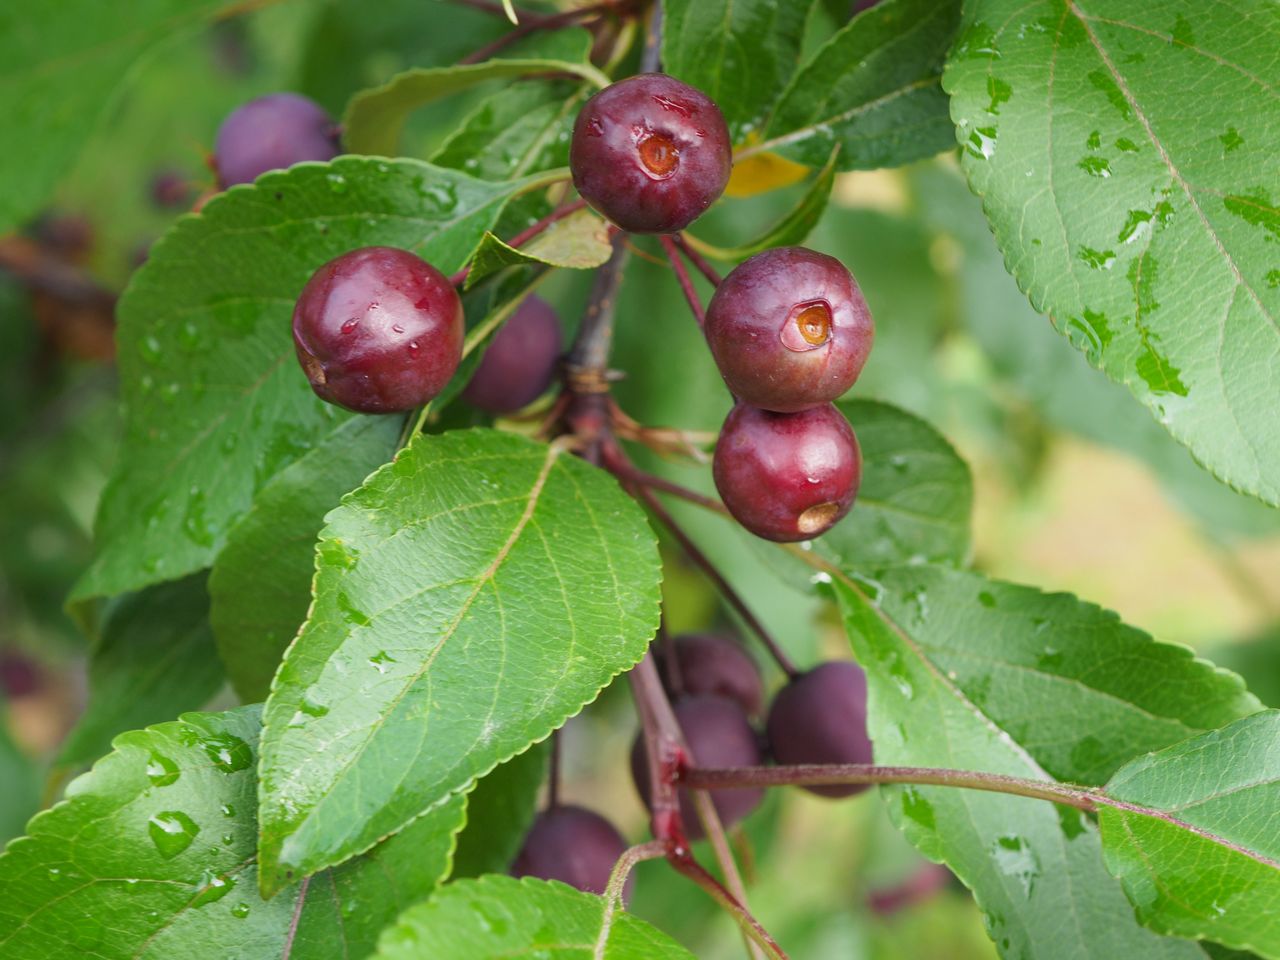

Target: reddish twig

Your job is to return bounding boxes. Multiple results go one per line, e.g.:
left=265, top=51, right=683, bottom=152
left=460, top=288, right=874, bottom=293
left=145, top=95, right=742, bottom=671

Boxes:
left=659, top=234, right=705, bottom=326
left=666, top=853, right=787, bottom=959
left=459, top=2, right=629, bottom=65
left=674, top=233, right=723, bottom=286
left=683, top=764, right=1098, bottom=812
left=633, top=485, right=800, bottom=679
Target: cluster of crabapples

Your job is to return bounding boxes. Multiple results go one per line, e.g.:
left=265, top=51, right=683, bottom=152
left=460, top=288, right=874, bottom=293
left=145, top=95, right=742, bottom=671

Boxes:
left=213, top=74, right=875, bottom=895
left=512, top=634, right=873, bottom=898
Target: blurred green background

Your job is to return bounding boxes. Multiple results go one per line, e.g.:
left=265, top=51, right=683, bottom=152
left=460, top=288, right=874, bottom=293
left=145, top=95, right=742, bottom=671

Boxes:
left=2, top=2, right=1276, bottom=957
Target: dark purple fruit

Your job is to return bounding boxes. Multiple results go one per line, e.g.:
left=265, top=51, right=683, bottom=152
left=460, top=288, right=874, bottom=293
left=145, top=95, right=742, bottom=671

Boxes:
left=766, top=661, right=873, bottom=799
left=149, top=169, right=194, bottom=209
left=461, top=294, right=562, bottom=413
left=713, top=402, right=860, bottom=542
left=292, top=246, right=463, bottom=413
left=214, top=93, right=340, bottom=188
left=705, top=247, right=873, bottom=413
left=659, top=634, right=763, bottom=718
left=630, top=694, right=763, bottom=840
left=511, top=805, right=632, bottom=899
left=570, top=74, right=731, bottom=233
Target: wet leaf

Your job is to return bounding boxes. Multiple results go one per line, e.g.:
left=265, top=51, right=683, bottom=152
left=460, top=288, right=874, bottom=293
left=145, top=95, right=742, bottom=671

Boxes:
left=0, top=706, right=464, bottom=959
left=1100, top=711, right=1280, bottom=957
left=209, top=416, right=403, bottom=703
left=945, top=0, right=1280, bottom=505
left=823, top=400, right=972, bottom=569
left=74, top=157, right=539, bottom=602
left=59, top=574, right=224, bottom=768
left=758, top=0, right=962, bottom=170
left=344, top=31, right=606, bottom=156
left=256, top=429, right=661, bottom=894
left=836, top=564, right=1261, bottom=958
left=373, top=876, right=695, bottom=959
left=662, top=0, right=812, bottom=144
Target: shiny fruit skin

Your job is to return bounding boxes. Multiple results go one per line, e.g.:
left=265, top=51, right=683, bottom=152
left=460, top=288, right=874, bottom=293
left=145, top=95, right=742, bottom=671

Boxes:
left=705, top=247, right=873, bottom=413
left=570, top=74, right=731, bottom=233
left=461, top=294, right=562, bottom=413
left=510, top=805, right=633, bottom=899
left=660, top=634, right=763, bottom=718
left=713, top=402, right=860, bottom=542
left=292, top=246, right=463, bottom=414
left=214, top=92, right=340, bottom=188
left=630, top=694, right=764, bottom=840
left=766, top=661, right=873, bottom=798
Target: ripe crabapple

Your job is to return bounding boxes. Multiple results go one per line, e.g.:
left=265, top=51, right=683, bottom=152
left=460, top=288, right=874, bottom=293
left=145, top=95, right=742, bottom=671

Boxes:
left=214, top=93, right=340, bottom=188
left=510, top=805, right=633, bottom=900
left=766, top=661, right=874, bottom=798
left=461, top=294, right=562, bottom=414
left=659, top=634, right=764, bottom=718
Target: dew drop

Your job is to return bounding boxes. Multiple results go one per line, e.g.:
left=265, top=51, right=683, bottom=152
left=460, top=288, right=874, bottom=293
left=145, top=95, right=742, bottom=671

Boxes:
left=148, top=811, right=200, bottom=859
left=369, top=650, right=397, bottom=673
left=231, top=902, right=251, bottom=919
left=190, top=870, right=237, bottom=907
left=146, top=753, right=180, bottom=787
left=341, top=318, right=360, bottom=334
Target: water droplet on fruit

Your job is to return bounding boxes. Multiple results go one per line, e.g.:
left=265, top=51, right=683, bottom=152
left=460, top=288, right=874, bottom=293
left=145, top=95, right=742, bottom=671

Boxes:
left=146, top=753, right=180, bottom=786
left=585, top=117, right=604, bottom=137
left=391, top=323, right=405, bottom=334
left=341, top=318, right=359, bottom=334
left=148, top=811, right=200, bottom=859
left=407, top=340, right=421, bottom=356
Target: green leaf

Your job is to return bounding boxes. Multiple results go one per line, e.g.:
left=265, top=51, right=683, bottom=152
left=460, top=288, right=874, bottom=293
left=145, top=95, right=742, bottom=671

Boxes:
left=465, top=208, right=613, bottom=289
left=907, top=162, right=1280, bottom=539
left=257, top=429, right=661, bottom=894
left=0, top=706, right=465, bottom=959
left=74, top=157, right=541, bottom=603
left=58, top=574, right=224, bottom=768
left=823, top=399, right=972, bottom=569
left=451, top=743, right=548, bottom=880
left=344, top=40, right=609, bottom=156
left=944, top=0, right=1280, bottom=506
left=209, top=416, right=403, bottom=703
left=692, top=147, right=839, bottom=261
left=835, top=565, right=1260, bottom=958
left=431, top=79, right=586, bottom=182
left=0, top=0, right=240, bottom=231
left=1099, top=711, right=1280, bottom=958
left=757, top=0, right=962, bottom=170
left=661, top=0, right=813, bottom=144
left=373, top=876, right=696, bottom=959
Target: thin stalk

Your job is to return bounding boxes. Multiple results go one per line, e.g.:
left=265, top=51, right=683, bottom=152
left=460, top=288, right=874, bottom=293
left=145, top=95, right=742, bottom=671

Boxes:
left=674, top=233, right=723, bottom=286
left=688, top=790, right=769, bottom=960
left=660, top=234, right=705, bottom=327
left=593, top=840, right=668, bottom=958
left=568, top=234, right=629, bottom=372
left=548, top=730, right=562, bottom=808
left=610, top=459, right=725, bottom=513
left=667, top=855, right=787, bottom=960
left=459, top=2, right=624, bottom=65
left=636, top=486, right=800, bottom=679
left=684, top=764, right=1098, bottom=812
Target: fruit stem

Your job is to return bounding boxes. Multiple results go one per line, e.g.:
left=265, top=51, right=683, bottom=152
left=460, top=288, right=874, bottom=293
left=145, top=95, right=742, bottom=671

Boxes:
left=666, top=853, right=788, bottom=960
left=659, top=234, right=706, bottom=327
left=627, top=651, right=689, bottom=847
left=673, top=233, right=723, bottom=286
left=567, top=232, right=629, bottom=375
left=632, top=484, right=801, bottom=679
left=639, top=0, right=662, bottom=72
left=548, top=729, right=562, bottom=808
left=683, top=764, right=1099, bottom=812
